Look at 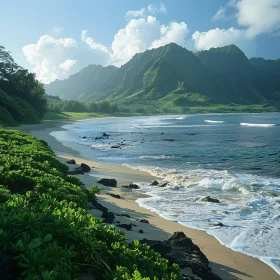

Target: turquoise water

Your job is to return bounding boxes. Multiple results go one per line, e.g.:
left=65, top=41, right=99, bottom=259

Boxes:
left=51, top=113, right=280, bottom=274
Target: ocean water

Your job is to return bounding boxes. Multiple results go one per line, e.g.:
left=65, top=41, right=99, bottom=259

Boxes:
left=51, top=113, right=280, bottom=274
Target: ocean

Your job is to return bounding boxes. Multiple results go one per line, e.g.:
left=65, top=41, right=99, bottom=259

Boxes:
left=51, top=113, right=280, bottom=274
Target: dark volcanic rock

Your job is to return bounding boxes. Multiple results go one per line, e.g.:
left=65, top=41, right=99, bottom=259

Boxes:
left=103, top=132, right=110, bottom=137
left=98, top=178, right=117, bottom=187
left=111, top=145, right=121, bottom=149
left=212, top=222, right=224, bottom=227
left=201, top=196, right=220, bottom=203
left=138, top=230, right=144, bottom=234
left=151, top=180, right=159, bottom=186
left=66, top=159, right=76, bottom=164
left=117, top=224, right=132, bottom=231
left=108, top=193, right=121, bottom=199
left=141, top=232, right=221, bottom=280
left=91, top=201, right=108, bottom=212
left=101, top=211, right=115, bottom=224
left=136, top=219, right=149, bottom=224
left=68, top=169, right=84, bottom=175
left=128, top=183, right=139, bottom=189
left=73, top=163, right=90, bottom=173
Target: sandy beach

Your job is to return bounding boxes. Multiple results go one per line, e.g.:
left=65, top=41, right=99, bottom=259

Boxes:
left=16, top=119, right=280, bottom=280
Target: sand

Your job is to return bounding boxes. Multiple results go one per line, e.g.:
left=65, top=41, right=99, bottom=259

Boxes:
left=16, top=120, right=280, bottom=280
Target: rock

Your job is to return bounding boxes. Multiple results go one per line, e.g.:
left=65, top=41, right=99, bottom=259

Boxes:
left=117, top=224, right=132, bottom=231
left=68, top=169, right=84, bottom=175
left=130, top=223, right=137, bottom=227
left=95, top=137, right=102, bottom=140
left=108, top=193, right=121, bottom=199
left=111, top=145, right=121, bottom=149
left=141, top=232, right=222, bottom=280
left=151, top=180, right=159, bottom=186
left=74, top=163, right=90, bottom=173
left=82, top=136, right=87, bottom=139
left=158, top=182, right=168, bottom=188
left=121, top=185, right=129, bottom=189
left=116, top=214, right=131, bottom=218
left=136, top=219, right=149, bottom=224
left=128, top=183, right=139, bottom=189
left=115, top=221, right=120, bottom=224
left=103, top=132, right=110, bottom=137
left=201, top=196, right=220, bottom=203
left=101, top=212, right=115, bottom=224
left=163, top=139, right=175, bottom=142
left=91, top=201, right=108, bottom=213
left=66, top=159, right=76, bottom=164
left=212, top=222, right=224, bottom=227
left=138, top=230, right=144, bottom=234
left=98, top=178, right=117, bottom=187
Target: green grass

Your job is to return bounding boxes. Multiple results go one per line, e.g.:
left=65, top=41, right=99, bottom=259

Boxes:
left=43, top=111, right=108, bottom=120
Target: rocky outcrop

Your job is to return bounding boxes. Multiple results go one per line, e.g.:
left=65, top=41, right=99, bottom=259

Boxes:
left=108, top=193, right=121, bottom=199
left=201, top=196, right=220, bottom=203
left=117, top=224, right=132, bottom=231
left=151, top=180, right=159, bottom=186
left=101, top=211, right=115, bottom=224
left=122, top=183, right=139, bottom=189
left=116, top=214, right=130, bottom=218
left=98, top=178, right=117, bottom=187
left=66, top=159, right=76, bottom=164
left=158, top=182, right=168, bottom=188
left=90, top=201, right=108, bottom=213
left=136, top=219, right=149, bottom=224
left=72, top=163, right=91, bottom=174
left=141, top=232, right=221, bottom=280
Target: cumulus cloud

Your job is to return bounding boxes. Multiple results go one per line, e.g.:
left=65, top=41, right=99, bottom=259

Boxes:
left=125, top=3, right=167, bottom=18
left=192, top=27, right=247, bottom=51
left=50, top=25, right=64, bottom=35
left=125, top=8, right=146, bottom=18
left=236, top=0, right=280, bottom=37
left=59, top=59, right=77, bottom=71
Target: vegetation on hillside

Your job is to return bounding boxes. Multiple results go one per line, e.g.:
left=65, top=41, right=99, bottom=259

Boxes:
left=45, top=43, right=280, bottom=112
left=0, top=46, right=47, bottom=126
left=0, top=129, right=181, bottom=279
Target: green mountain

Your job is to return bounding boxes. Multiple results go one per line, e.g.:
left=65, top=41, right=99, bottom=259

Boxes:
left=45, top=43, right=280, bottom=111
left=45, top=64, right=117, bottom=100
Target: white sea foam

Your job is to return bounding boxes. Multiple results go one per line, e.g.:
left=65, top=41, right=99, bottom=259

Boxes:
left=126, top=164, right=280, bottom=274
left=139, top=155, right=175, bottom=159
left=240, top=123, right=276, bottom=127
left=205, top=120, right=225, bottom=123
left=176, top=116, right=186, bottom=120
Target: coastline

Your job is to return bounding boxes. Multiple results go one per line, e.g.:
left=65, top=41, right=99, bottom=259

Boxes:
left=16, top=119, right=280, bottom=280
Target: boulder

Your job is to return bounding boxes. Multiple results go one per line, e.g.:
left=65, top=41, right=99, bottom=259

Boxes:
left=138, top=230, right=144, bottom=234
left=74, top=163, right=91, bottom=173
left=103, top=132, right=110, bottom=137
left=98, top=178, right=117, bottom=187
left=66, top=159, right=76, bottom=164
left=136, top=219, right=149, bottom=224
left=151, top=180, right=159, bottom=186
left=128, top=183, right=139, bottom=189
left=117, top=224, right=132, bottom=231
left=101, top=211, right=115, bottom=224
left=91, top=201, right=108, bottom=213
left=68, top=170, right=84, bottom=175
left=201, top=196, right=220, bottom=203
left=111, top=145, right=121, bottom=149
left=212, top=222, right=224, bottom=227
left=141, top=232, right=221, bottom=280
left=108, top=193, right=121, bottom=199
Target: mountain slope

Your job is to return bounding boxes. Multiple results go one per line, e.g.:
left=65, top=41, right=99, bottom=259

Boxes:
left=45, top=43, right=280, bottom=111
left=45, top=64, right=117, bottom=100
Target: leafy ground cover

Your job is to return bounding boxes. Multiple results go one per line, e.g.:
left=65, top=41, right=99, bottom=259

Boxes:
left=0, top=129, right=181, bottom=279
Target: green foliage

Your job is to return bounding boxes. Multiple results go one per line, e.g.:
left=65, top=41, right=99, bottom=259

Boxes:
left=0, top=45, right=47, bottom=126
left=0, top=129, right=182, bottom=279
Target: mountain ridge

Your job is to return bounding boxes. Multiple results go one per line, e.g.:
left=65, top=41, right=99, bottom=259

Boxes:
left=45, top=43, right=280, bottom=111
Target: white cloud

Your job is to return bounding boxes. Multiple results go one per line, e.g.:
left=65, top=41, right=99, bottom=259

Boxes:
left=59, top=59, right=77, bottom=71
left=212, top=7, right=227, bottom=21
left=192, top=27, right=247, bottom=51
left=50, top=25, right=64, bottom=35
left=236, top=0, right=280, bottom=37
left=148, top=4, right=167, bottom=14
left=125, top=8, right=146, bottom=18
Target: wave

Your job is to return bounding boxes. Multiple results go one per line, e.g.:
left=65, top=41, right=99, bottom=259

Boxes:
left=125, top=163, right=280, bottom=274
left=240, top=123, right=276, bottom=127
left=176, top=117, right=185, bottom=120
left=139, top=155, right=175, bottom=159
left=205, top=120, right=225, bottom=123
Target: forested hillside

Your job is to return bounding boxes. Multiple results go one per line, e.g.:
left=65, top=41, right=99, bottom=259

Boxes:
left=0, top=46, right=47, bottom=126
left=45, top=43, right=280, bottom=112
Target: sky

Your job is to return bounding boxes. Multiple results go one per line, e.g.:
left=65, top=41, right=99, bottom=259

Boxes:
left=1, top=0, right=280, bottom=84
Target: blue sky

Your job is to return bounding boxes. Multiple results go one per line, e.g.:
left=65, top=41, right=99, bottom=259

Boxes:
left=1, top=0, right=280, bottom=83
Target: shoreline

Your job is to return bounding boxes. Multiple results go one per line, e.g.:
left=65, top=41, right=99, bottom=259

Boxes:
left=16, top=119, right=280, bottom=280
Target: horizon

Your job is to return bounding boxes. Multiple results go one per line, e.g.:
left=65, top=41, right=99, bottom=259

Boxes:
left=1, top=0, right=280, bottom=84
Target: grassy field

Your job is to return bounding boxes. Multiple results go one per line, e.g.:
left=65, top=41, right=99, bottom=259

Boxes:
left=43, top=111, right=109, bottom=120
